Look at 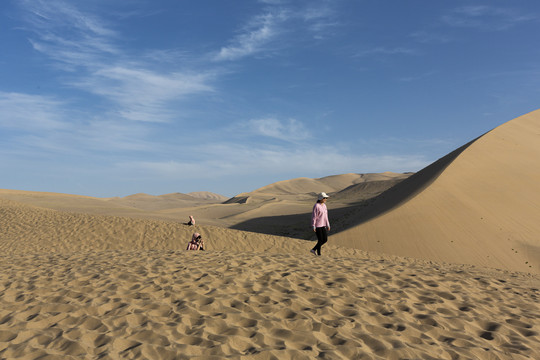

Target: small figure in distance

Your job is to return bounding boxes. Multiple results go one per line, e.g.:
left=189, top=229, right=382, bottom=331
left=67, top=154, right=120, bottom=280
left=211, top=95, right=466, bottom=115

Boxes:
left=310, top=192, right=330, bottom=256
left=187, top=232, right=205, bottom=251
left=185, top=215, right=196, bottom=226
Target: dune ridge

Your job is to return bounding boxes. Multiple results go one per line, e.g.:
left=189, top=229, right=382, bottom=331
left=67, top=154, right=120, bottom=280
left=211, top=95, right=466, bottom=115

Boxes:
left=332, top=109, right=540, bottom=274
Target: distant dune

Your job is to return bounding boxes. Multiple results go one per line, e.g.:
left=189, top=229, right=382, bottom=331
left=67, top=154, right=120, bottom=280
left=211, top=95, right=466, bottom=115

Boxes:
left=231, top=172, right=409, bottom=200
left=222, top=173, right=410, bottom=237
left=187, top=191, right=229, bottom=201
left=331, top=109, right=540, bottom=274
left=0, top=172, right=410, bottom=237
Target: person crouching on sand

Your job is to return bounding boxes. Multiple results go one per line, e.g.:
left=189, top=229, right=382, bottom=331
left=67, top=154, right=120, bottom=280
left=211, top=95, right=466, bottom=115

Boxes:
left=311, top=192, right=330, bottom=256
left=185, top=215, right=195, bottom=226
left=187, top=232, right=205, bottom=251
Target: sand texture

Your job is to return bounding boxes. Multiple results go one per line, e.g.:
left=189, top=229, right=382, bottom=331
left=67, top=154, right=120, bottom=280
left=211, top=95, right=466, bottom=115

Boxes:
left=1, top=196, right=540, bottom=359
left=1, top=250, right=539, bottom=360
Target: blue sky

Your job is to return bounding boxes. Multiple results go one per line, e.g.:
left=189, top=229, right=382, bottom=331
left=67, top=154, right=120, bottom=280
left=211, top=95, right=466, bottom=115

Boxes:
left=1, top=0, right=539, bottom=197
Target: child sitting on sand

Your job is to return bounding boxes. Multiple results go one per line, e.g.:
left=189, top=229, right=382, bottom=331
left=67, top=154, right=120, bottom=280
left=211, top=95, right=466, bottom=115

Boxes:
left=187, top=232, right=205, bottom=251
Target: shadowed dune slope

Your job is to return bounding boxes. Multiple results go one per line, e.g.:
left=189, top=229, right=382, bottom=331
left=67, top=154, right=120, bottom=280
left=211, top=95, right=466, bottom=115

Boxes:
left=0, top=173, right=409, bottom=233
left=225, top=173, right=409, bottom=203
left=331, top=109, right=540, bottom=274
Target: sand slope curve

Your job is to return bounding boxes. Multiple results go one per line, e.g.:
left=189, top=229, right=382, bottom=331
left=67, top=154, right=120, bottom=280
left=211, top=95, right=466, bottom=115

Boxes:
left=332, top=109, right=540, bottom=274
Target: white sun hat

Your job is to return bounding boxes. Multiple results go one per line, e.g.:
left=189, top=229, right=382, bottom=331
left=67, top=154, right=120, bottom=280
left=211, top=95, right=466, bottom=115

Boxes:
left=318, top=192, right=329, bottom=201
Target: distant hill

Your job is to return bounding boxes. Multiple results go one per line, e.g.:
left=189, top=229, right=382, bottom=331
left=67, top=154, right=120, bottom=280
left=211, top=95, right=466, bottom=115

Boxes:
left=187, top=191, right=229, bottom=201
left=225, top=172, right=410, bottom=204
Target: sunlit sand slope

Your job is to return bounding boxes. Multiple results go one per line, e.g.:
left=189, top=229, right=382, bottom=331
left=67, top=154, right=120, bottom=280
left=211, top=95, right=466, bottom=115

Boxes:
left=0, top=199, right=308, bottom=255
left=332, top=109, right=540, bottom=274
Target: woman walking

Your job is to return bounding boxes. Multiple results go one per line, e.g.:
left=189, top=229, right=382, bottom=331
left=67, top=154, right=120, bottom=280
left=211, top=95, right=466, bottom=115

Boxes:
left=311, top=192, right=330, bottom=256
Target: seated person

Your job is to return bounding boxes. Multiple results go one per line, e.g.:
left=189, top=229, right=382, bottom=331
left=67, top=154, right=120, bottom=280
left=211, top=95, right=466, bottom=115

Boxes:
left=186, top=232, right=205, bottom=251
left=186, top=215, right=196, bottom=226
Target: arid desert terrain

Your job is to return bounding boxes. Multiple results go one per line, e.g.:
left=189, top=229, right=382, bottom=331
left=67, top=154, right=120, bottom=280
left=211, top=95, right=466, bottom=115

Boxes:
left=1, top=109, right=540, bottom=359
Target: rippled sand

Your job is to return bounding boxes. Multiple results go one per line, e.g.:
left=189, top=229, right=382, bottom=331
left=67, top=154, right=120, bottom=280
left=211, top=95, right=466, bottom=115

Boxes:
left=1, top=247, right=539, bottom=359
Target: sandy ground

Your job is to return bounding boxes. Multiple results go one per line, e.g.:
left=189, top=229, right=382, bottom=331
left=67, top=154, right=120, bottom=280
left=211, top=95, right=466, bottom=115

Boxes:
left=1, top=196, right=539, bottom=359
left=1, top=250, right=539, bottom=360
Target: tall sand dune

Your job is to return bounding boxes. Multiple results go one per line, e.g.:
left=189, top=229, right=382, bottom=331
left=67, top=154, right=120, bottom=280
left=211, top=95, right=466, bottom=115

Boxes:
left=331, top=109, right=540, bottom=274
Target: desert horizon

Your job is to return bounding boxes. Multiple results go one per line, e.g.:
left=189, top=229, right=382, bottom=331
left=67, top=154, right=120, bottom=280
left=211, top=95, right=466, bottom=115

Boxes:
left=1, top=110, right=540, bottom=358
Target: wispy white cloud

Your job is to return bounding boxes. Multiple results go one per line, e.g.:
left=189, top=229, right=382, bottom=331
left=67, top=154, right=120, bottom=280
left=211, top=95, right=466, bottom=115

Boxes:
left=301, top=4, right=340, bottom=39
left=235, top=118, right=311, bottom=142
left=443, top=6, right=535, bottom=31
left=142, top=49, right=193, bottom=64
left=74, top=119, right=156, bottom=152
left=120, top=142, right=428, bottom=181
left=214, top=1, right=341, bottom=61
left=21, top=0, right=119, bottom=69
left=214, top=11, right=288, bottom=61
left=0, top=92, right=159, bottom=161
left=0, top=92, right=67, bottom=130
left=74, top=67, right=215, bottom=122
left=21, top=0, right=116, bottom=37
left=18, top=0, right=215, bottom=124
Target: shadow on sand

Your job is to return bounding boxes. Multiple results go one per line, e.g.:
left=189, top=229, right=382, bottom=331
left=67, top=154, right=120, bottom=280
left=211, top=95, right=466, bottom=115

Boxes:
left=231, top=135, right=482, bottom=240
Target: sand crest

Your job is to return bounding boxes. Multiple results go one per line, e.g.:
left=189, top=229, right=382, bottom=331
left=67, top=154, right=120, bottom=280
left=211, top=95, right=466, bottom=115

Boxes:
left=332, top=109, right=540, bottom=274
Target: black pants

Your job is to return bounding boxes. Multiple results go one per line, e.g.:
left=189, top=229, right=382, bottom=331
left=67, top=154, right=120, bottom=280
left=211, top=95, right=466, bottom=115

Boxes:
left=312, top=227, right=328, bottom=255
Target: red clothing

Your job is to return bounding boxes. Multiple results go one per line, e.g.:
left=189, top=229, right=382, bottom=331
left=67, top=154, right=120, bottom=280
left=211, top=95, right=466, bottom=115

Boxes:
left=311, top=202, right=330, bottom=229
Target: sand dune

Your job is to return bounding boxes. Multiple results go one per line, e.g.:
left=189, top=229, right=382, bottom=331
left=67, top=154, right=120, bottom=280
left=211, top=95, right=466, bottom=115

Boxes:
left=229, top=172, right=409, bottom=202
left=332, top=109, right=540, bottom=274
left=187, top=191, right=229, bottom=201
left=1, top=198, right=539, bottom=359
left=107, top=193, right=223, bottom=212
left=0, top=172, right=409, bottom=238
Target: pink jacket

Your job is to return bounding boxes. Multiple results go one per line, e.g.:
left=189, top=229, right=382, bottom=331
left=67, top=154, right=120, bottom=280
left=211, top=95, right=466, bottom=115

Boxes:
left=311, top=202, right=330, bottom=229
